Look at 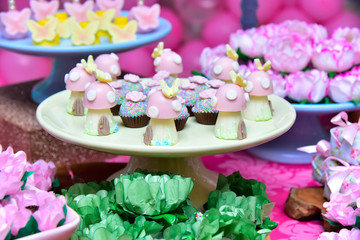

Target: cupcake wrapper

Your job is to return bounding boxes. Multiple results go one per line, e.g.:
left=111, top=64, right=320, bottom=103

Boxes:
left=175, top=117, right=189, bottom=131
left=194, top=112, right=218, bottom=125
left=111, top=105, right=121, bottom=116
left=186, top=105, right=194, bottom=116
left=121, top=115, right=150, bottom=128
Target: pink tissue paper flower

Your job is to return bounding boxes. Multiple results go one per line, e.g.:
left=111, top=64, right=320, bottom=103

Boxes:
left=126, top=91, right=146, bottom=102
left=312, top=39, right=354, bottom=73
left=2, top=198, right=32, bottom=236
left=0, top=204, right=17, bottom=239
left=200, top=44, right=226, bottom=78
left=332, top=27, right=360, bottom=65
left=25, top=160, right=56, bottom=191
left=264, top=33, right=313, bottom=73
left=286, top=69, right=329, bottom=103
left=268, top=70, right=288, bottom=98
left=323, top=182, right=360, bottom=226
left=318, top=228, right=360, bottom=240
left=328, top=71, right=360, bottom=103
left=124, top=73, right=141, bottom=83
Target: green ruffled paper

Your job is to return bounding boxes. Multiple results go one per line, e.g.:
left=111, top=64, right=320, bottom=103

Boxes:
left=114, top=172, right=193, bottom=216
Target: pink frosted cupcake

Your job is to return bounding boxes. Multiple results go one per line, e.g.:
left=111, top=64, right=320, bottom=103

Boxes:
left=189, top=75, right=209, bottom=92
left=192, top=89, right=218, bottom=125
left=119, top=91, right=149, bottom=128
left=174, top=98, right=189, bottom=131
left=177, top=82, right=200, bottom=116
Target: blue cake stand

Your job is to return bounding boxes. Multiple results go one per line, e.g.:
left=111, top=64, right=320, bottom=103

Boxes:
left=0, top=15, right=171, bottom=103
left=247, top=102, right=360, bottom=164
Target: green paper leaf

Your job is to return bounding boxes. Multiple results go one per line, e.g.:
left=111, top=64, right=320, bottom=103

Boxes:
left=327, top=72, right=337, bottom=78
left=15, top=216, right=40, bottom=238
left=52, top=178, right=60, bottom=188
left=191, top=71, right=207, bottom=78
left=57, top=204, right=68, bottom=227
left=4, top=230, right=11, bottom=240
left=21, top=171, right=35, bottom=190
left=326, top=218, right=343, bottom=227
left=236, top=48, right=251, bottom=63
left=354, top=216, right=360, bottom=228
left=260, top=217, right=278, bottom=230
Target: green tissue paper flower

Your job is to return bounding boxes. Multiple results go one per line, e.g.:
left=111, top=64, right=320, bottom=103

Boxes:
left=114, top=172, right=193, bottom=216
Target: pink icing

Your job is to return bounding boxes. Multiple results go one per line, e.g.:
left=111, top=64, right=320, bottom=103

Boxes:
left=146, top=90, right=181, bottom=119
left=146, top=80, right=160, bottom=87
left=109, top=80, right=123, bottom=89
left=211, top=57, right=239, bottom=81
left=153, top=70, right=170, bottom=81
left=188, top=75, right=208, bottom=85
left=154, top=49, right=183, bottom=75
left=83, top=81, right=116, bottom=109
left=124, top=73, right=141, bottom=83
left=207, top=79, right=225, bottom=88
left=65, top=66, right=96, bottom=92
left=0, top=9, right=31, bottom=38
left=30, top=0, right=59, bottom=21
left=245, top=71, right=274, bottom=96
left=199, top=89, right=217, bottom=99
left=214, top=84, right=246, bottom=112
left=126, top=91, right=146, bottom=102
left=96, top=0, right=124, bottom=16
left=64, top=1, right=94, bottom=22
left=95, top=53, right=121, bottom=79
left=180, top=82, right=197, bottom=90
left=128, top=4, right=160, bottom=33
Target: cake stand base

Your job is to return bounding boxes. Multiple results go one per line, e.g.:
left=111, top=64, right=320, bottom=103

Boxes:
left=107, top=156, right=218, bottom=210
left=247, top=112, right=329, bottom=164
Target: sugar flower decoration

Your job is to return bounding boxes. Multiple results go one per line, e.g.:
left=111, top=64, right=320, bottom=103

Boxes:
left=153, top=70, right=170, bottom=81
left=160, top=78, right=180, bottom=98
left=180, top=82, right=197, bottom=90
left=188, top=75, right=208, bottom=85
left=27, top=16, right=59, bottom=43
left=86, top=9, right=116, bottom=32
left=199, top=88, right=217, bottom=99
left=226, top=44, right=239, bottom=60
left=124, top=73, right=141, bottom=83
left=152, top=41, right=164, bottom=58
left=0, top=8, right=31, bottom=36
left=229, top=70, right=247, bottom=87
left=71, top=21, right=100, bottom=46
left=108, top=20, right=137, bottom=43
left=126, top=91, right=146, bottom=102
left=81, top=55, right=97, bottom=74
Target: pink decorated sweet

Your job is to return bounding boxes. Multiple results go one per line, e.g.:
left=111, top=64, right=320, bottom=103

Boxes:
left=180, top=82, right=197, bottom=90
left=328, top=71, right=360, bottom=103
left=30, top=0, right=59, bottom=21
left=199, top=88, right=217, bottom=99
left=213, top=71, right=247, bottom=140
left=128, top=3, right=160, bottom=33
left=83, top=81, right=117, bottom=136
left=153, top=42, right=183, bottom=77
left=207, top=79, right=225, bottom=89
left=144, top=79, right=181, bottom=146
left=188, top=75, right=208, bottom=85
left=200, top=44, right=226, bottom=79
left=286, top=69, right=329, bottom=103
left=65, top=64, right=96, bottom=116
left=124, top=73, right=141, bottom=83
left=64, top=0, right=95, bottom=22
left=312, top=39, right=355, bottom=72
left=268, top=70, right=287, bottom=98
left=95, top=53, right=121, bottom=80
left=242, top=59, right=274, bottom=121
left=96, top=0, right=124, bottom=16
left=109, top=80, right=123, bottom=89
left=332, top=27, right=360, bottom=65
left=126, top=91, right=146, bottom=102
left=264, top=33, right=313, bottom=73
left=0, top=8, right=31, bottom=39
left=211, top=57, right=240, bottom=82
left=146, top=80, right=160, bottom=88
left=153, top=70, right=170, bottom=81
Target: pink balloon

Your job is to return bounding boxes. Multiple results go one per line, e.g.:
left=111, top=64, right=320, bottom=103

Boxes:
left=177, top=40, right=208, bottom=78
left=122, top=0, right=158, bottom=10
left=225, top=0, right=283, bottom=24
left=299, top=0, right=343, bottom=23
left=0, top=1, right=29, bottom=11
left=117, top=47, right=155, bottom=77
left=202, top=12, right=240, bottom=47
left=271, top=6, right=314, bottom=24
left=324, top=10, right=360, bottom=35
left=283, top=0, right=298, bottom=6
left=0, top=50, right=53, bottom=84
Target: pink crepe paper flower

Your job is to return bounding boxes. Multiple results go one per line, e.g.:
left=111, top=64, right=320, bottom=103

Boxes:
left=332, top=27, right=360, bottom=65
left=126, top=91, right=146, bottom=102
left=180, top=82, right=197, bottom=90
left=153, top=70, right=170, bottom=81
left=268, top=70, right=288, bottom=98
left=286, top=69, right=329, bottom=103
left=11, top=189, right=38, bottom=209
left=188, top=75, right=208, bottom=85
left=264, top=33, right=313, bottom=73
left=200, top=44, right=226, bottom=78
left=323, top=182, right=360, bottom=226
left=312, top=39, right=354, bottom=73
left=2, top=198, right=32, bottom=236
left=0, top=204, right=17, bottom=239
left=124, top=73, right=141, bottom=83
left=229, top=27, right=268, bottom=58
left=318, top=228, right=360, bottom=240
left=328, top=71, right=360, bottom=103
left=199, top=89, right=217, bottom=99
left=32, top=191, right=66, bottom=232
left=25, top=160, right=56, bottom=191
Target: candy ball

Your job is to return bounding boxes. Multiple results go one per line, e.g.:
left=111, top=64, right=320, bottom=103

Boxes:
left=117, top=47, right=155, bottom=77
left=324, top=11, right=360, bottom=35
left=178, top=40, right=208, bottom=77
left=271, top=6, right=314, bottom=24
left=299, top=0, right=343, bottom=22
left=0, top=50, right=52, bottom=84
left=202, top=12, right=240, bottom=47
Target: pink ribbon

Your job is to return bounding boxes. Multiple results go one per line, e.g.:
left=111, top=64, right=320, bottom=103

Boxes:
left=297, top=139, right=330, bottom=157
left=324, top=156, right=360, bottom=194
left=331, top=111, right=360, bottom=145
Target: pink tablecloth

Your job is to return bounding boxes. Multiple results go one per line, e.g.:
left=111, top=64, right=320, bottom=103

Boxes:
left=202, top=151, right=324, bottom=240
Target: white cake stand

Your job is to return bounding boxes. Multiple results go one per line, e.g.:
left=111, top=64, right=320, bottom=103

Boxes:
left=0, top=14, right=171, bottom=103
left=36, top=90, right=296, bottom=208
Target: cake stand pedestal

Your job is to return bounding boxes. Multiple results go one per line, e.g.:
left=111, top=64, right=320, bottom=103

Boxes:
left=247, top=102, right=360, bottom=164
left=0, top=14, right=171, bottom=103
left=36, top=91, right=296, bottom=208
